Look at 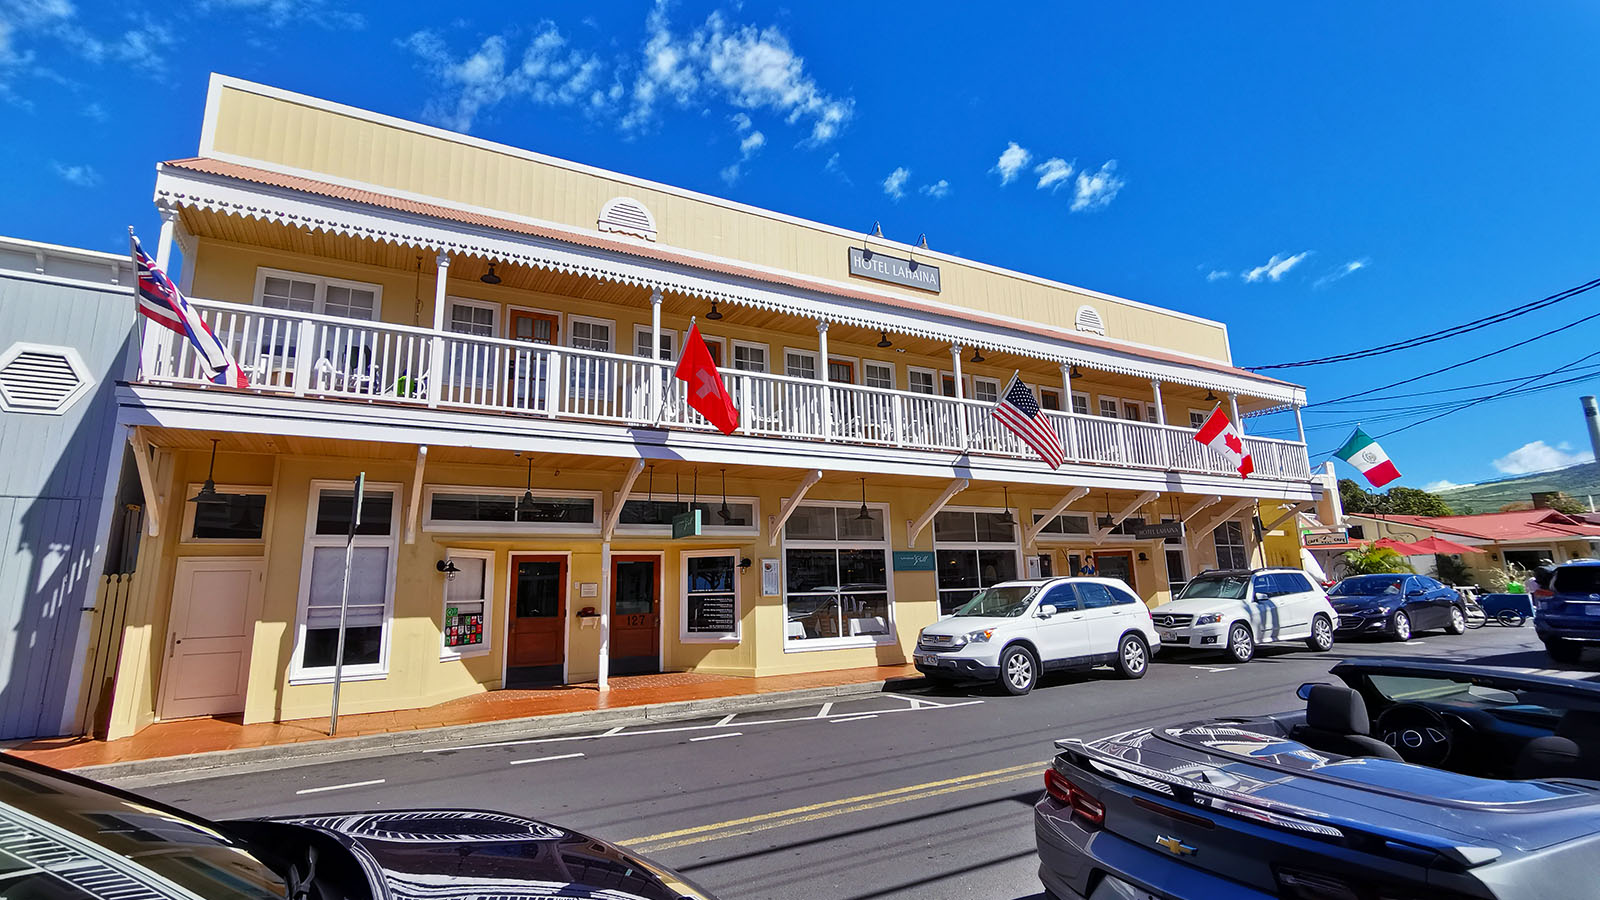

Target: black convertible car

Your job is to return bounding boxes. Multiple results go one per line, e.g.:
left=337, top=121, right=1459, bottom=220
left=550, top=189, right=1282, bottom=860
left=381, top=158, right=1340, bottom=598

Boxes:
left=1035, top=658, right=1600, bottom=899
left=0, top=752, right=714, bottom=900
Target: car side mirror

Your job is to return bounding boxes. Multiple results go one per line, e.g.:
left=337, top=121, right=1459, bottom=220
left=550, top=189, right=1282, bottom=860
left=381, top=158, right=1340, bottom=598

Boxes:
left=1254, top=592, right=1274, bottom=601
left=1296, top=682, right=1329, bottom=701
left=1407, top=589, right=1426, bottom=597
left=1037, top=604, right=1057, bottom=618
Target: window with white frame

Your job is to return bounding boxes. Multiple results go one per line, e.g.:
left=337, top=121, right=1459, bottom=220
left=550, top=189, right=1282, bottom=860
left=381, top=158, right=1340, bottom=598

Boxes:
left=1071, top=392, right=1090, bottom=415
left=1032, top=512, right=1092, bottom=538
left=1213, top=520, right=1250, bottom=570
left=972, top=377, right=1001, bottom=405
left=256, top=268, right=381, bottom=321
left=633, top=325, right=675, bottom=361
left=863, top=360, right=895, bottom=390
left=933, top=508, right=1020, bottom=614
left=1099, top=398, right=1119, bottom=418
left=682, top=549, right=741, bottom=642
left=1040, top=388, right=1062, bottom=411
left=783, top=503, right=892, bottom=647
left=422, top=486, right=600, bottom=533
left=570, top=316, right=614, bottom=352
left=732, top=341, right=768, bottom=372
left=617, top=496, right=759, bottom=533
left=292, top=482, right=399, bottom=681
left=440, top=549, right=493, bottom=659
left=182, top=485, right=270, bottom=542
left=447, top=298, right=498, bottom=337
left=907, top=368, right=936, bottom=395
left=785, top=349, right=817, bottom=380
left=1189, top=409, right=1209, bottom=429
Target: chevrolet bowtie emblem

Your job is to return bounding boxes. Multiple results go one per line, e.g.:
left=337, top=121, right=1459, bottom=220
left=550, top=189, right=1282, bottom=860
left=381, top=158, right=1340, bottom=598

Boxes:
left=1155, top=835, right=1197, bottom=857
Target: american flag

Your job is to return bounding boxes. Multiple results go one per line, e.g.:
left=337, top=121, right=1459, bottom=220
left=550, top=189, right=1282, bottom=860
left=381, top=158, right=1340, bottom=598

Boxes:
left=990, top=374, right=1064, bottom=468
left=132, top=234, right=248, bottom=388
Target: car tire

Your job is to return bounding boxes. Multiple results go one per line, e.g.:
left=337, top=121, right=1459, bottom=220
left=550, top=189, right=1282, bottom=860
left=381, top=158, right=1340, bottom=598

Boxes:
left=1445, top=605, right=1467, bottom=635
left=1546, top=639, right=1583, bottom=664
left=1391, top=611, right=1412, bottom=641
left=1115, top=634, right=1149, bottom=679
left=1306, top=614, right=1334, bottom=652
left=1227, top=623, right=1255, bottom=663
left=999, top=645, right=1038, bottom=695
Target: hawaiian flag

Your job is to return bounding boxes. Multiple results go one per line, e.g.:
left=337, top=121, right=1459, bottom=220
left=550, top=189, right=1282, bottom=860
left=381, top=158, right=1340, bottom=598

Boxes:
left=1194, top=406, right=1254, bottom=478
left=991, top=374, right=1064, bottom=468
left=132, top=233, right=248, bottom=388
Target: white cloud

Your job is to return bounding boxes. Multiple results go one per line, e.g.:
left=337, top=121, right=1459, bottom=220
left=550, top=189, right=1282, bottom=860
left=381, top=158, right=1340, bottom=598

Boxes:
left=882, top=166, right=910, bottom=200
left=1071, top=160, right=1125, bottom=211
left=739, top=129, right=765, bottom=155
left=720, top=122, right=766, bottom=184
left=0, top=1, right=177, bottom=98
left=1493, top=441, right=1594, bottom=475
left=403, top=22, right=606, bottom=131
left=920, top=178, right=950, bottom=199
left=198, top=0, right=364, bottom=29
left=1243, top=251, right=1310, bottom=283
left=1422, top=479, right=1466, bottom=492
left=80, top=100, right=104, bottom=120
left=992, top=141, right=1030, bottom=185
left=51, top=161, right=99, bottom=186
left=1205, top=269, right=1230, bottom=282
left=1314, top=257, right=1371, bottom=289
left=730, top=111, right=752, bottom=132
left=1033, top=157, right=1073, bottom=192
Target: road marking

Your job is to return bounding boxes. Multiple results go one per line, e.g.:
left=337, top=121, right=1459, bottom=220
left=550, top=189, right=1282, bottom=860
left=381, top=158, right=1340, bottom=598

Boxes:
left=715, top=714, right=737, bottom=726
left=830, top=714, right=878, bottom=723
left=509, top=752, right=585, bottom=766
left=814, top=702, right=833, bottom=718
left=1188, top=665, right=1236, bottom=672
left=602, top=726, right=625, bottom=736
left=690, top=732, right=741, bottom=742
left=623, top=760, right=1047, bottom=852
left=905, top=696, right=949, bottom=709
left=295, top=779, right=385, bottom=795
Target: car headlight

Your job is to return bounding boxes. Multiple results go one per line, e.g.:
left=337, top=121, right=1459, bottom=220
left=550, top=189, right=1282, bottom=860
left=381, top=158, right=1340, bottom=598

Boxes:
left=967, top=628, right=995, bottom=643
left=1194, top=613, right=1223, bottom=626
left=1371, top=605, right=1391, bottom=615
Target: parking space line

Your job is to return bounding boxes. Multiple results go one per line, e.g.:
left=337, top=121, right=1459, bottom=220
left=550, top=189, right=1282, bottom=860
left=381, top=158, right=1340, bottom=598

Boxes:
left=296, top=779, right=385, bottom=795
left=509, top=752, right=586, bottom=766
left=715, top=713, right=737, bottom=726
left=814, top=702, right=833, bottom=718
left=690, top=732, right=741, bottom=742
left=1188, top=665, right=1236, bottom=673
left=830, top=714, right=878, bottom=723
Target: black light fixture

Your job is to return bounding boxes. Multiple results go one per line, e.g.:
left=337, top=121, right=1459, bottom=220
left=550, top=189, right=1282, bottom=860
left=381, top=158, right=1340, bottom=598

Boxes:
left=706, top=301, right=724, bottom=320
left=436, top=558, right=461, bottom=579
left=1137, top=552, right=1149, bottom=563
left=738, top=557, right=754, bottom=569
left=189, top=438, right=228, bottom=507
left=1204, top=389, right=1218, bottom=403
left=517, top=456, right=536, bottom=517
left=916, top=233, right=929, bottom=249
left=480, top=262, right=502, bottom=285
left=997, top=485, right=1016, bottom=526
left=718, top=468, right=733, bottom=522
left=1070, top=365, right=1083, bottom=379
left=855, top=477, right=873, bottom=521
left=970, top=347, right=986, bottom=364
left=876, top=330, right=893, bottom=349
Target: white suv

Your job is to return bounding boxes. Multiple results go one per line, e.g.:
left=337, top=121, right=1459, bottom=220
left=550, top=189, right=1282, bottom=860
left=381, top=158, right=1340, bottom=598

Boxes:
left=914, top=578, right=1160, bottom=695
left=1153, top=567, right=1337, bottom=663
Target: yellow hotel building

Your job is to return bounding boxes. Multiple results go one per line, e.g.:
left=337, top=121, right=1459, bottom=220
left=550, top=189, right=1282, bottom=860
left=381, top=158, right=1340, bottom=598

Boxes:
left=97, top=75, right=1328, bottom=739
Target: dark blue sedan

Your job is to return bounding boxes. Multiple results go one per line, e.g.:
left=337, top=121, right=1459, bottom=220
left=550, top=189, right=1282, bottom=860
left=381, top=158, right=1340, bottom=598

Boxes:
left=1536, top=559, right=1600, bottom=663
left=1328, top=573, right=1466, bottom=640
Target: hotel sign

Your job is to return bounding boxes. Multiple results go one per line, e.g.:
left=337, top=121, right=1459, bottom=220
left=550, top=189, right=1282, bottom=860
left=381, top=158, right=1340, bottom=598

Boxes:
left=848, top=247, right=941, bottom=293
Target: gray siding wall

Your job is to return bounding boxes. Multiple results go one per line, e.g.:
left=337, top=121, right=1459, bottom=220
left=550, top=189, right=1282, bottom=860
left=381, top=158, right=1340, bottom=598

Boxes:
left=0, top=266, right=134, bottom=739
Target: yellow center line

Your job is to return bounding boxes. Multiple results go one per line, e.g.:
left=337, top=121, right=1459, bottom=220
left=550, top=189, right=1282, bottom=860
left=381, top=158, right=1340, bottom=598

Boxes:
left=620, top=760, right=1048, bottom=851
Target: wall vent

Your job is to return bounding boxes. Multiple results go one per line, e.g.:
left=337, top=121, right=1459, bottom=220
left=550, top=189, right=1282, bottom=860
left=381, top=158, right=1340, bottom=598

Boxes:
left=1074, top=305, right=1106, bottom=335
left=598, top=197, right=657, bottom=241
left=0, top=343, right=92, bottom=415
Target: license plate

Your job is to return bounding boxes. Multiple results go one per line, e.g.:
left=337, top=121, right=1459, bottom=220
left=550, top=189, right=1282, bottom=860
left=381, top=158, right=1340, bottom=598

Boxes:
left=1158, top=630, right=1178, bottom=642
left=915, top=654, right=931, bottom=664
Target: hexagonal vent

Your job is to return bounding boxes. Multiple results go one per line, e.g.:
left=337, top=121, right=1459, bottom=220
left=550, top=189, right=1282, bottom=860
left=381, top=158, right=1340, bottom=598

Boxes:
left=598, top=197, right=657, bottom=241
left=0, top=343, right=92, bottom=415
left=1074, top=305, right=1106, bottom=335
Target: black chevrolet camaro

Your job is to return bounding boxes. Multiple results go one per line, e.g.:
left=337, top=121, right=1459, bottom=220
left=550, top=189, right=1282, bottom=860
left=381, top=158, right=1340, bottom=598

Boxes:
left=0, top=754, right=715, bottom=900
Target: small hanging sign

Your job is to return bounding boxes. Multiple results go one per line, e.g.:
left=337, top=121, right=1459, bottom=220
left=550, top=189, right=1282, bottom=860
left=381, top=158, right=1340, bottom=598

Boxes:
left=672, top=509, right=703, bottom=539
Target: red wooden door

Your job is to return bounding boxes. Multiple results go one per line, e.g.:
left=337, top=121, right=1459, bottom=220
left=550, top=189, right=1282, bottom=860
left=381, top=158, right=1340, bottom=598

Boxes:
left=509, top=555, right=566, bottom=677
left=611, top=556, right=660, bottom=675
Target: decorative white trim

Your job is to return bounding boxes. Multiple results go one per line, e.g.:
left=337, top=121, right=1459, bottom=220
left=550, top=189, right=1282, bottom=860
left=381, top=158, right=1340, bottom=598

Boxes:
left=179, top=482, right=272, bottom=544
left=0, top=342, right=94, bottom=415
left=597, top=197, right=657, bottom=242
left=1075, top=305, right=1106, bottom=335
left=679, top=548, right=742, bottom=644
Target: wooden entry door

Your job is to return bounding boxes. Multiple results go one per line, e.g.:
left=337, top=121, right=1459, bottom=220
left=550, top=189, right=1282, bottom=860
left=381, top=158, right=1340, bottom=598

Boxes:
left=158, top=558, right=263, bottom=720
left=510, top=309, right=560, bottom=346
left=508, top=555, right=567, bottom=686
left=509, top=310, right=561, bottom=412
left=1095, top=551, right=1136, bottom=590
left=611, top=556, right=661, bottom=676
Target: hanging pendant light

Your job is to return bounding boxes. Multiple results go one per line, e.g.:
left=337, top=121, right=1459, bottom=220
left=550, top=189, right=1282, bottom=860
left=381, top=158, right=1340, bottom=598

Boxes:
left=1204, top=389, right=1218, bottom=403
left=706, top=301, right=724, bottom=320
left=997, top=485, right=1016, bottom=526
left=970, top=347, right=986, bottom=364
left=480, top=262, right=502, bottom=285
left=189, top=438, right=229, bottom=506
left=517, top=457, right=536, bottom=518
left=1070, top=365, right=1083, bottom=379
left=855, top=477, right=873, bottom=521
left=718, top=468, right=733, bottom=522
left=877, top=331, right=893, bottom=348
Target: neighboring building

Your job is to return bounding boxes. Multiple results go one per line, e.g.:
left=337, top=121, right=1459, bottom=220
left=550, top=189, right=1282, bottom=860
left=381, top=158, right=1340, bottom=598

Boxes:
left=97, top=74, right=1321, bottom=738
left=1341, top=507, right=1600, bottom=584
left=0, top=236, right=136, bottom=739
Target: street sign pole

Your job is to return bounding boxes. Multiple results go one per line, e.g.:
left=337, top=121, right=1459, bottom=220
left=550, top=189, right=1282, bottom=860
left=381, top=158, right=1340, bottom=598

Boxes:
left=329, top=472, right=365, bottom=735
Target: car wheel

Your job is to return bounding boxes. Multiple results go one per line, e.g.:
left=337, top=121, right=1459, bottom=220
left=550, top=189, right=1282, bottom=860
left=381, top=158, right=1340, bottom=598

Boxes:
left=1115, top=634, right=1149, bottom=679
left=1546, top=639, right=1583, bottom=664
left=1445, top=605, right=1467, bottom=635
left=1306, top=614, right=1334, bottom=652
left=1391, top=611, right=1412, bottom=641
left=1000, top=646, right=1038, bottom=695
left=1228, top=623, right=1254, bottom=663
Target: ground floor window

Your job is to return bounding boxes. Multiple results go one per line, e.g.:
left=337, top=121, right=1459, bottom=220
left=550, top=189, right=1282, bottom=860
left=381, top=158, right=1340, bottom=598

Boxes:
left=618, top=497, right=758, bottom=533
left=424, top=487, right=599, bottom=532
left=1213, top=520, right=1249, bottom=570
left=933, top=508, right=1020, bottom=614
left=783, top=503, right=892, bottom=647
left=1166, top=549, right=1188, bottom=595
left=441, top=549, right=492, bottom=659
left=681, top=550, right=740, bottom=642
left=293, top=481, right=400, bottom=681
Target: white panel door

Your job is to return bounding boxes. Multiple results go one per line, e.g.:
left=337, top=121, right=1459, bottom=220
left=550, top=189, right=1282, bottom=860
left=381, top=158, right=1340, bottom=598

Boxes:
left=158, top=559, right=263, bottom=720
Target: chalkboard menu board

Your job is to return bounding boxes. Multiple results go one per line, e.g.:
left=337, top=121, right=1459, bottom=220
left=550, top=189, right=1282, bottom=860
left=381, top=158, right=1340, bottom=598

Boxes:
left=687, top=593, right=737, bottom=633
left=685, top=553, right=739, bottom=638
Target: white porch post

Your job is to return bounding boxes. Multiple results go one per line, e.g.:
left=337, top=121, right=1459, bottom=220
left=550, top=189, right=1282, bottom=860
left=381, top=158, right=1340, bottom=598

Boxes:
left=1229, top=393, right=1244, bottom=433
left=598, top=540, right=611, bottom=691
left=1060, top=363, right=1079, bottom=461
left=1293, top=403, right=1307, bottom=444
left=951, top=345, right=968, bottom=449
left=650, top=290, right=664, bottom=422
left=427, top=254, right=450, bottom=408
left=817, top=321, right=832, bottom=439
left=1151, top=379, right=1169, bottom=467
left=140, top=209, right=182, bottom=379
left=154, top=208, right=178, bottom=271
left=1150, top=380, right=1166, bottom=425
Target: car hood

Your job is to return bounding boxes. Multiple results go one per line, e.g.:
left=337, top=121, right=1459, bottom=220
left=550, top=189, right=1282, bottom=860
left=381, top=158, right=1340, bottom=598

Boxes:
left=1327, top=595, right=1395, bottom=611
left=921, top=615, right=1018, bottom=638
left=1151, top=596, right=1242, bottom=618
left=263, top=809, right=715, bottom=900
left=1078, top=723, right=1600, bottom=855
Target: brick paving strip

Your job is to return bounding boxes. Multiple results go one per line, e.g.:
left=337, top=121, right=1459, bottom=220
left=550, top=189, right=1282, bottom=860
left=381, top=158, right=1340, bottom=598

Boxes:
left=2, top=666, right=922, bottom=787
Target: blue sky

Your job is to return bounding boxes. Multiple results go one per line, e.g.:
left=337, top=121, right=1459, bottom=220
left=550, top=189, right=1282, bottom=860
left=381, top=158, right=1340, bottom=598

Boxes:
left=4, top=0, right=1600, bottom=492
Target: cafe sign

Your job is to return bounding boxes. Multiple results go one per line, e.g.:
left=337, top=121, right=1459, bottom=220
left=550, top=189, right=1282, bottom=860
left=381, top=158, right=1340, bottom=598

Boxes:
left=1302, top=528, right=1350, bottom=546
left=848, top=247, right=941, bottom=293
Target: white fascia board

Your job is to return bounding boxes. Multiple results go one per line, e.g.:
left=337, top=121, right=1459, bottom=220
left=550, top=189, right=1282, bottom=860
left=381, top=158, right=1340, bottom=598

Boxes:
left=116, top=384, right=1321, bottom=501
left=154, top=167, right=1303, bottom=405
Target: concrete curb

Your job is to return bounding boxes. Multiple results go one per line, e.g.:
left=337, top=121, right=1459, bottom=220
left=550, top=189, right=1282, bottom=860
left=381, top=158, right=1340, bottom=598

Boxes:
left=77, top=675, right=926, bottom=788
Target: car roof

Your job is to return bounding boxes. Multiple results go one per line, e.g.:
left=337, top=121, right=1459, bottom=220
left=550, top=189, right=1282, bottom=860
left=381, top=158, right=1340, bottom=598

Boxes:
left=1556, top=559, right=1600, bottom=567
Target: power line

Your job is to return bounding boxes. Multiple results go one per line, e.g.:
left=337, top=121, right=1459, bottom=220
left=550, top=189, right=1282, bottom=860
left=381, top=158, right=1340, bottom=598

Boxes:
left=1313, top=361, right=1600, bottom=406
left=1247, top=275, right=1600, bottom=371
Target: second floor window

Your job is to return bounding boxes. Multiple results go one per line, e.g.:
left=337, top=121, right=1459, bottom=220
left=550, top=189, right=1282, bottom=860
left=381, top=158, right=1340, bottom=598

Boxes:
left=863, top=361, right=894, bottom=390
left=1072, top=394, right=1089, bottom=415
left=733, top=343, right=767, bottom=372
left=786, top=351, right=817, bottom=380
left=973, top=378, right=1000, bottom=404
left=1099, top=398, right=1119, bottom=418
left=256, top=268, right=381, bottom=321
left=908, top=369, right=935, bottom=395
left=571, top=318, right=613, bottom=353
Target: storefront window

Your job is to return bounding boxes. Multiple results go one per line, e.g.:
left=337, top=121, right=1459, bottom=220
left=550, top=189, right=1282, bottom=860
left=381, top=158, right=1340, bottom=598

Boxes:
left=423, top=488, right=599, bottom=532
left=619, top=498, right=758, bottom=531
left=294, top=483, right=399, bottom=680
left=184, top=488, right=268, bottom=541
left=1031, top=512, right=1090, bottom=536
left=783, top=504, right=891, bottom=646
left=682, top=550, right=740, bottom=641
left=441, top=550, right=492, bottom=658
left=934, top=509, right=1020, bottom=614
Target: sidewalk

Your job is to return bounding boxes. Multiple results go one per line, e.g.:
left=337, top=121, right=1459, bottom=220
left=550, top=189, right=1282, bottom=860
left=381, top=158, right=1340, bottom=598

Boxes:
left=7, top=665, right=921, bottom=776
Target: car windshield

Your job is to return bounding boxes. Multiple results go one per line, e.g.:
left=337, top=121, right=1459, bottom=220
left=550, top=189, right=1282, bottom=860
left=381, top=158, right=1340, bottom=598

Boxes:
left=0, top=763, right=286, bottom=899
left=1177, top=574, right=1249, bottom=600
left=1553, top=566, right=1600, bottom=594
left=1331, top=576, right=1406, bottom=597
left=1367, top=673, right=1520, bottom=705
left=952, top=585, right=1038, bottom=617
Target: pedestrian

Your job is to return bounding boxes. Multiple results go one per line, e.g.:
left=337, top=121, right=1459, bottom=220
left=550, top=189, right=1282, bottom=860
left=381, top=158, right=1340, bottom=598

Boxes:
left=1078, top=555, right=1097, bottom=576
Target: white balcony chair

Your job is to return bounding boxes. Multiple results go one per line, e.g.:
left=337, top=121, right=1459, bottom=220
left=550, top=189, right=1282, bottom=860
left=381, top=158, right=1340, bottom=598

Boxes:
left=313, top=356, right=375, bottom=394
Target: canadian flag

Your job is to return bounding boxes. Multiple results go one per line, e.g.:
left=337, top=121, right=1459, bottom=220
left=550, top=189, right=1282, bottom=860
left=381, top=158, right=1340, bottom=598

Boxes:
left=1193, top=406, right=1254, bottom=478
left=674, top=323, right=740, bottom=435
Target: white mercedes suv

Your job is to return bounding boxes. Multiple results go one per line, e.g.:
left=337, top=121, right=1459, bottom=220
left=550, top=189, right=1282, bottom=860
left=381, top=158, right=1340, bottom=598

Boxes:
left=1153, top=567, right=1338, bottom=663
left=914, top=577, right=1159, bottom=695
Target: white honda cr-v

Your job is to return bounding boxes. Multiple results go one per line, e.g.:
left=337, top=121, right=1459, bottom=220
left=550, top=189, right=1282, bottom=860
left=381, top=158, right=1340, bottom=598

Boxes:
left=913, top=577, right=1160, bottom=695
left=1152, top=567, right=1338, bottom=663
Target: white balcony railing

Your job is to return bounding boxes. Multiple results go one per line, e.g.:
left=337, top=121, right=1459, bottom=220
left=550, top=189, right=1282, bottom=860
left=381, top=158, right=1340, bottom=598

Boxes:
left=142, top=299, right=1312, bottom=482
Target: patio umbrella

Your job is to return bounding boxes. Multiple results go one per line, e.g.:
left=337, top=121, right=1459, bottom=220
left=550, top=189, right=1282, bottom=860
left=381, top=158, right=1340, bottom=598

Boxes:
left=1400, top=535, right=1483, bottom=555
left=1373, top=537, right=1428, bottom=555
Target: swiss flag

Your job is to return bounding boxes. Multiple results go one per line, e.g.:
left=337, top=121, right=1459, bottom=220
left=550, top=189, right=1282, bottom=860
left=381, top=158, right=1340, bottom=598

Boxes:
left=675, top=323, right=740, bottom=435
left=1193, top=406, right=1254, bottom=478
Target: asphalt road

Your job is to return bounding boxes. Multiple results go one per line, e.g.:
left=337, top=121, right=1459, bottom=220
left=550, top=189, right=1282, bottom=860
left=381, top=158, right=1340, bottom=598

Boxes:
left=135, top=625, right=1581, bottom=900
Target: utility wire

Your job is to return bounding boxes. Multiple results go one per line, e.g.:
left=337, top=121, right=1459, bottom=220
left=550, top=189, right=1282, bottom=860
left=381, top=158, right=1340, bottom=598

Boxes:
left=1248, top=275, right=1600, bottom=371
left=1313, top=361, right=1600, bottom=406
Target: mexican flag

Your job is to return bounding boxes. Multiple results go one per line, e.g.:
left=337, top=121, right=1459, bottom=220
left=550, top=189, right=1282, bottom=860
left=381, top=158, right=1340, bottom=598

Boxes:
left=1335, top=427, right=1401, bottom=487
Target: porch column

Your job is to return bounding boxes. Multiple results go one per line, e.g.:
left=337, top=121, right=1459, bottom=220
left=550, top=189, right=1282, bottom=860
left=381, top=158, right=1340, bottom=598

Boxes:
left=141, top=209, right=182, bottom=379
left=1150, top=380, right=1166, bottom=425
left=950, top=345, right=968, bottom=449
left=817, top=321, right=832, bottom=439
left=1293, top=403, right=1307, bottom=445
left=1060, top=363, right=1079, bottom=461
left=427, top=254, right=450, bottom=408
left=650, top=290, right=664, bottom=422
left=1229, top=393, right=1244, bottom=432
left=155, top=207, right=178, bottom=271
left=1061, top=363, right=1073, bottom=405
left=598, top=540, right=611, bottom=691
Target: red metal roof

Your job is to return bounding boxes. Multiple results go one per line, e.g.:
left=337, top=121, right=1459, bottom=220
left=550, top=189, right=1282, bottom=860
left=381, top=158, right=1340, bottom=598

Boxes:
left=1367, top=510, right=1600, bottom=542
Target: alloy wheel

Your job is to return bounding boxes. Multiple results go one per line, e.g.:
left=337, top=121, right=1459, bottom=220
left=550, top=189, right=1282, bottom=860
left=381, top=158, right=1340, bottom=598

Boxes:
left=1449, top=607, right=1466, bottom=634
left=1230, top=625, right=1254, bottom=662
left=1393, top=611, right=1412, bottom=641
left=1122, top=638, right=1147, bottom=676
left=1006, top=652, right=1034, bottom=690
left=1311, top=616, right=1333, bottom=651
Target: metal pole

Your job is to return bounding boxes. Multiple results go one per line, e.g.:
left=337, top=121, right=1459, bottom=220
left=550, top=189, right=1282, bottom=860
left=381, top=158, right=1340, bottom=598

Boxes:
left=330, top=472, right=366, bottom=735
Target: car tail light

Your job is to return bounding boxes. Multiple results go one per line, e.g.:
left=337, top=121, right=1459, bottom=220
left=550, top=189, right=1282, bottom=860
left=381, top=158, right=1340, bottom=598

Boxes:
left=1044, top=768, right=1104, bottom=826
left=1275, top=867, right=1469, bottom=900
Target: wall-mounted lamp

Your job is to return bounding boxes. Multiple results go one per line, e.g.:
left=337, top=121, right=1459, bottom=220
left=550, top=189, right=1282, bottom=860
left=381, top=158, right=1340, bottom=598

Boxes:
left=870, top=221, right=883, bottom=238
left=738, top=557, right=753, bottom=569
left=1137, top=552, right=1149, bottom=563
left=436, top=559, right=461, bottom=579
left=1069, top=365, right=1083, bottom=379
